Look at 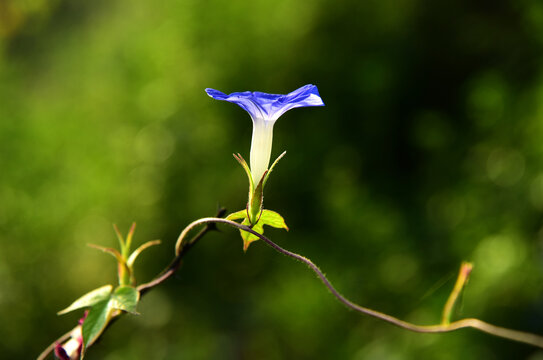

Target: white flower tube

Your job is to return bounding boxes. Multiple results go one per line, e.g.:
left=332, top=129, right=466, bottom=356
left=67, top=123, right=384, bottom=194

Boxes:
left=250, top=118, right=275, bottom=184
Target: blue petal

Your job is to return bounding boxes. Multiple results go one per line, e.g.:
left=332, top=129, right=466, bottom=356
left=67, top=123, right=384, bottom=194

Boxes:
left=205, top=84, right=324, bottom=121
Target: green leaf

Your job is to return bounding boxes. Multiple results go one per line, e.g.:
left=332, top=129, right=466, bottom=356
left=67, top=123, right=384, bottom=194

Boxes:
left=79, top=286, right=139, bottom=350
left=82, top=299, right=111, bottom=347
left=240, top=209, right=288, bottom=251
left=260, top=210, right=289, bottom=230
left=58, top=285, right=113, bottom=315
left=241, top=217, right=264, bottom=251
left=127, top=239, right=161, bottom=268
left=110, top=285, right=140, bottom=314
left=226, top=210, right=247, bottom=221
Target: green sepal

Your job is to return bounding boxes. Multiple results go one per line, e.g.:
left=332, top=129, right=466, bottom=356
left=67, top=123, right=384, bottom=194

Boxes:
left=112, top=222, right=137, bottom=260
left=248, top=172, right=266, bottom=225
left=87, top=244, right=123, bottom=263
left=233, top=152, right=261, bottom=225
left=127, top=240, right=161, bottom=268
left=123, top=223, right=137, bottom=259
left=233, top=153, right=254, bottom=199
left=82, top=299, right=112, bottom=348
left=58, top=285, right=113, bottom=315
left=234, top=152, right=287, bottom=226
left=113, top=224, right=126, bottom=255
left=110, top=285, right=140, bottom=314
left=90, top=225, right=155, bottom=286
left=263, top=151, right=286, bottom=188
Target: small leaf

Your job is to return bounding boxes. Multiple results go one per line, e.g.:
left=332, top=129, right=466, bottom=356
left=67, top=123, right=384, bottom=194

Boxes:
left=58, top=285, right=113, bottom=315
left=110, top=285, right=140, bottom=314
left=226, top=210, right=247, bottom=222
left=82, top=299, right=111, bottom=347
left=239, top=209, right=289, bottom=251
left=260, top=210, right=289, bottom=230
left=127, top=239, right=161, bottom=268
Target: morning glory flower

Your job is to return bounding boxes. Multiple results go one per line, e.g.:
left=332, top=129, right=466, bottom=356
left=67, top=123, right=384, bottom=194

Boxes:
left=205, top=84, right=324, bottom=184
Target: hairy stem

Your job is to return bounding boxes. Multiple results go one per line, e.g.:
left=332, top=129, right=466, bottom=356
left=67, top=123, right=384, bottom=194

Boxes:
left=175, top=217, right=543, bottom=349
left=138, top=209, right=224, bottom=295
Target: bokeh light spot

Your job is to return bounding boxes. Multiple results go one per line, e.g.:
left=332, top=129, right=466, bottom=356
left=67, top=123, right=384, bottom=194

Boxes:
left=474, top=234, right=527, bottom=280
left=486, top=148, right=525, bottom=187
left=380, top=253, right=419, bottom=291
left=135, top=124, right=175, bottom=164
left=530, top=174, right=543, bottom=210
left=466, top=73, right=507, bottom=129
left=412, top=111, right=454, bottom=150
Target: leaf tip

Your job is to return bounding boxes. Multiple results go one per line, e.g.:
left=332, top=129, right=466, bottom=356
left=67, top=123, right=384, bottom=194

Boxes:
left=243, top=241, right=250, bottom=252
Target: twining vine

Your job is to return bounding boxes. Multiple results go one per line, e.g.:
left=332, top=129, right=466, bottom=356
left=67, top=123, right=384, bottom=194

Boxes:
left=40, top=213, right=543, bottom=359
left=40, top=84, right=543, bottom=359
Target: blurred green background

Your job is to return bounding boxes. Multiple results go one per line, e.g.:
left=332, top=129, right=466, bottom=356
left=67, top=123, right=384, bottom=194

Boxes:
left=2, top=0, right=543, bottom=359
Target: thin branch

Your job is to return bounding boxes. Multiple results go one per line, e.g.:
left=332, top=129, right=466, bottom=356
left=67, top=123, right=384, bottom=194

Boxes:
left=138, top=208, right=225, bottom=295
left=175, top=217, right=543, bottom=349
left=37, top=330, right=73, bottom=360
